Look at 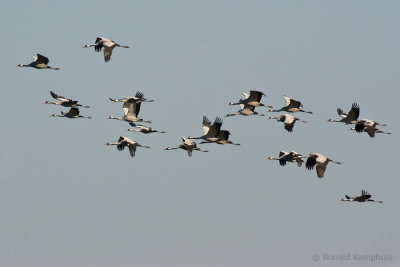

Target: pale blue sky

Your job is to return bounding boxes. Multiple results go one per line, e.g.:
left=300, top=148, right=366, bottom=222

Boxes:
left=1, top=1, right=399, bottom=266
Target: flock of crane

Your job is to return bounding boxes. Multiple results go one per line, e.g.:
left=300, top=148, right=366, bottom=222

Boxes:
left=18, top=37, right=390, bottom=204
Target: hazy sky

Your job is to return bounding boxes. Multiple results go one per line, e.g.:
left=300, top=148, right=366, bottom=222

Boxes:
left=1, top=1, right=399, bottom=266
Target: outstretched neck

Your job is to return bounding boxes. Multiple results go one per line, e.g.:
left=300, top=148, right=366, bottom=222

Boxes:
left=108, top=116, right=123, bottom=120
left=300, top=110, right=313, bottom=114
left=268, top=108, right=284, bottom=112
left=109, top=98, right=124, bottom=102
left=105, top=142, right=118, bottom=146
left=77, top=104, right=90, bottom=108
left=164, top=146, right=179, bottom=150
left=296, top=118, right=307, bottom=123
left=328, top=159, right=341, bottom=164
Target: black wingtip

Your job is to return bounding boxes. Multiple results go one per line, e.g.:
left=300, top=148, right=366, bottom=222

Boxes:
left=215, top=117, right=223, bottom=124
left=135, top=91, right=144, bottom=98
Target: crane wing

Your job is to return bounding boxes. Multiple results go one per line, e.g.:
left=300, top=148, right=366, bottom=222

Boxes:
left=122, top=107, right=129, bottom=116
left=284, top=122, right=295, bottom=132
left=202, top=116, right=212, bottom=135
left=241, top=92, right=250, bottom=99
left=123, top=102, right=140, bottom=117
left=354, top=121, right=366, bottom=132
left=128, top=144, right=136, bottom=157
left=68, top=107, right=80, bottom=117
left=365, top=126, right=376, bottom=138
left=316, top=164, right=326, bottom=178
left=306, top=154, right=318, bottom=170
left=287, top=98, right=303, bottom=109
left=337, top=108, right=347, bottom=118
left=218, top=130, right=230, bottom=141
left=103, top=46, right=113, bottom=62
left=50, top=91, right=62, bottom=100
left=347, top=103, right=360, bottom=121
left=94, top=37, right=104, bottom=52
left=361, top=190, right=371, bottom=198
left=282, top=95, right=291, bottom=107
left=184, top=138, right=195, bottom=146
left=135, top=91, right=144, bottom=99
left=36, top=54, right=49, bottom=64
left=248, top=91, right=264, bottom=102
left=206, top=117, right=223, bottom=137
left=278, top=151, right=287, bottom=158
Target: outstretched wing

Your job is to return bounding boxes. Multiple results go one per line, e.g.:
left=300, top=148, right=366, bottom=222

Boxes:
left=241, top=92, right=250, bottom=99
left=135, top=91, right=144, bottom=99
left=337, top=108, right=347, bottom=118
left=123, top=101, right=141, bottom=117
left=133, top=102, right=141, bottom=116
left=103, top=46, right=113, bottom=62
left=202, top=116, right=212, bottom=135
left=94, top=37, right=104, bottom=52
left=287, top=98, right=303, bottom=109
left=316, top=164, right=326, bottom=178
left=116, top=137, right=128, bottom=152
left=183, top=138, right=195, bottom=146
left=50, top=91, right=62, bottom=99
left=128, top=144, right=136, bottom=157
left=248, top=90, right=264, bottom=102
left=365, top=127, right=376, bottom=138
left=218, top=130, right=230, bottom=141
left=36, top=54, right=49, bottom=64
left=361, top=190, right=371, bottom=198
left=282, top=95, right=291, bottom=107
left=278, top=151, right=287, bottom=158
left=284, top=121, right=295, bottom=132
left=207, top=117, right=223, bottom=137
left=347, top=103, right=360, bottom=121
left=68, top=107, right=80, bottom=116
left=306, top=154, right=318, bottom=170
left=354, top=120, right=366, bottom=133
left=50, top=91, right=71, bottom=102
left=117, top=142, right=127, bottom=152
